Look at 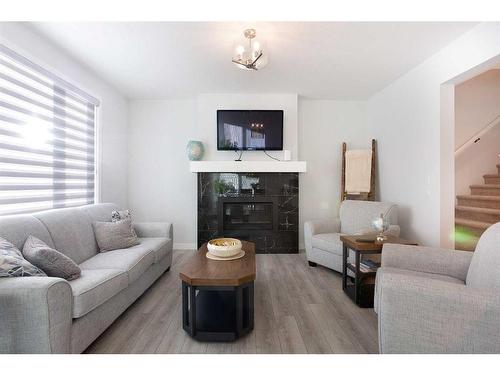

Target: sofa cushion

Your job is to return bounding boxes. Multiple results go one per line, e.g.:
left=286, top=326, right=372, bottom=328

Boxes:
left=111, top=209, right=138, bottom=237
left=312, top=233, right=343, bottom=255
left=93, top=219, right=139, bottom=252
left=22, top=236, right=81, bottom=281
left=79, top=245, right=155, bottom=283
left=0, top=214, right=55, bottom=250
left=138, top=237, right=172, bottom=263
left=69, top=268, right=128, bottom=318
left=34, top=207, right=98, bottom=264
left=0, top=237, right=46, bottom=277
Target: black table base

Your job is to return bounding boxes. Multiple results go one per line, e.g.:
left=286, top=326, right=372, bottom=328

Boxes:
left=182, top=281, right=254, bottom=342
left=342, top=243, right=377, bottom=308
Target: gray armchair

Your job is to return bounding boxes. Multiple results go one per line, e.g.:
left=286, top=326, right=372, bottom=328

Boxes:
left=376, top=222, right=500, bottom=353
left=304, top=200, right=399, bottom=273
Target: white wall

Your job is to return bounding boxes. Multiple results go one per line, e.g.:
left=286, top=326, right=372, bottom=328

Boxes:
left=196, top=94, right=298, bottom=161
left=8, top=21, right=500, bottom=251
left=455, top=69, right=500, bottom=148
left=298, top=100, right=367, bottom=247
left=456, top=126, right=500, bottom=197
left=455, top=69, right=500, bottom=196
left=128, top=100, right=197, bottom=249
left=128, top=94, right=298, bottom=249
left=367, top=22, right=500, bottom=247
left=128, top=97, right=367, bottom=249
left=0, top=22, right=129, bottom=208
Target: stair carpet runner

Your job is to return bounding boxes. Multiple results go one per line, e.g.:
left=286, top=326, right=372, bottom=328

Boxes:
left=455, top=164, right=500, bottom=251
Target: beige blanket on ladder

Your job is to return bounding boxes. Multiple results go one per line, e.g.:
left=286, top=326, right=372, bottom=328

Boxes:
left=345, top=149, right=372, bottom=194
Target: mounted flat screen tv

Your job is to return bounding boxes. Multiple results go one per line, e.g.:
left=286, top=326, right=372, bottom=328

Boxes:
left=217, top=110, right=284, bottom=151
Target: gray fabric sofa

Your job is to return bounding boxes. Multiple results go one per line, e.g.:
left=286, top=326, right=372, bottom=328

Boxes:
left=0, top=203, right=173, bottom=353
left=375, top=222, right=500, bottom=353
left=304, top=200, right=400, bottom=273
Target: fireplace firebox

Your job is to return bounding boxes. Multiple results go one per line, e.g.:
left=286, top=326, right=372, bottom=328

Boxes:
left=220, top=197, right=278, bottom=231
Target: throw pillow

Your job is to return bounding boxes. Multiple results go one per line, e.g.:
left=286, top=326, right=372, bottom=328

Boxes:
left=93, top=219, right=140, bottom=252
left=22, top=236, right=81, bottom=281
left=111, top=209, right=138, bottom=237
left=0, top=237, right=46, bottom=277
left=111, top=209, right=132, bottom=222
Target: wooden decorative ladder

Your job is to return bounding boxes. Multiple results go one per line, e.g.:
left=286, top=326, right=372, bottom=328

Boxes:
left=455, top=163, right=500, bottom=251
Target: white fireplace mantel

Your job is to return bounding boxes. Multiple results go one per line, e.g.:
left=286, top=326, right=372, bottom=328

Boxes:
left=189, top=161, right=307, bottom=173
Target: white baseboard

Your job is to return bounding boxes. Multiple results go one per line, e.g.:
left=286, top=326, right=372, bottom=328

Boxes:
left=173, top=243, right=197, bottom=250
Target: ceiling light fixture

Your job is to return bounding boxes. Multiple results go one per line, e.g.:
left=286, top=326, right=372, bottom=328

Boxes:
left=232, top=29, right=268, bottom=71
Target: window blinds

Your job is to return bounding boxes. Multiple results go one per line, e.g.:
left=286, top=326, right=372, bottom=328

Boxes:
left=0, top=44, right=100, bottom=216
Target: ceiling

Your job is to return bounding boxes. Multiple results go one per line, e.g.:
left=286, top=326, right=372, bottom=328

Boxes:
left=29, top=22, right=477, bottom=100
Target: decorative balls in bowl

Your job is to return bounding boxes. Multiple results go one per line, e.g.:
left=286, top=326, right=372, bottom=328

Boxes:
left=372, top=215, right=389, bottom=233
left=207, top=238, right=242, bottom=258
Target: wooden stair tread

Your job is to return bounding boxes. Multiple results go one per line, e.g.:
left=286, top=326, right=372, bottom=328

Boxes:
left=456, top=162, right=499, bottom=250
left=455, top=218, right=491, bottom=230
left=469, top=184, right=500, bottom=189
left=455, top=205, right=500, bottom=215
left=457, top=195, right=500, bottom=201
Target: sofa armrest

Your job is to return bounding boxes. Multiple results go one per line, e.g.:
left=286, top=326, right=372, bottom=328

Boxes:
left=304, top=218, right=341, bottom=236
left=304, top=218, right=341, bottom=252
left=381, top=243, right=473, bottom=281
left=0, top=277, right=72, bottom=353
left=377, top=270, right=500, bottom=353
left=134, top=222, right=173, bottom=239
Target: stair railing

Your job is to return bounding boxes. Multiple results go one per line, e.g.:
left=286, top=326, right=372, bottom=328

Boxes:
left=455, top=114, right=500, bottom=157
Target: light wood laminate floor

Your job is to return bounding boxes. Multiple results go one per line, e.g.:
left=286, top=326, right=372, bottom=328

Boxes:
left=85, top=251, right=378, bottom=354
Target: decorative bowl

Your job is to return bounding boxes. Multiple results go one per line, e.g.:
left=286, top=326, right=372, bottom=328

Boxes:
left=207, top=238, right=242, bottom=258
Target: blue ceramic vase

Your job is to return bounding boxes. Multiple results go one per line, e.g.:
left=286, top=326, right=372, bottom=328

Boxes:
left=186, top=140, right=204, bottom=161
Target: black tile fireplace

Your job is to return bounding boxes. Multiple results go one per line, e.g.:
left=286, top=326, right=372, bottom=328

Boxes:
left=197, top=172, right=298, bottom=253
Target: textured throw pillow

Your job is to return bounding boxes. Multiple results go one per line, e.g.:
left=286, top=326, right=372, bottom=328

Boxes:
left=93, top=219, right=140, bottom=252
left=111, top=209, right=137, bottom=237
left=22, top=236, right=81, bottom=281
left=0, top=237, right=46, bottom=277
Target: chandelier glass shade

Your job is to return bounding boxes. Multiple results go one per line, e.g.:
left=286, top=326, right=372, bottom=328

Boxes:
left=232, top=29, right=268, bottom=70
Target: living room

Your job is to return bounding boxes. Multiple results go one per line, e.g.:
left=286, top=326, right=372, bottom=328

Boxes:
left=1, top=0, right=500, bottom=373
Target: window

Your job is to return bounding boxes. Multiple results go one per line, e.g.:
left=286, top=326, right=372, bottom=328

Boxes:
left=0, top=44, right=99, bottom=216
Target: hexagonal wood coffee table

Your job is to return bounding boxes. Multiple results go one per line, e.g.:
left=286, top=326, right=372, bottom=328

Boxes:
left=179, top=240, right=256, bottom=342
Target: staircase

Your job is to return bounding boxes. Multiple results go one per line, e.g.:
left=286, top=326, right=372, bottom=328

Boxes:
left=455, top=164, right=500, bottom=251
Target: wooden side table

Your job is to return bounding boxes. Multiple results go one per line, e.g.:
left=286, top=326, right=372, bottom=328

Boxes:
left=340, top=235, right=417, bottom=308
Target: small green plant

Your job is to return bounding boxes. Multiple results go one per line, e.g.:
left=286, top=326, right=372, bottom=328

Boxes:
left=214, top=179, right=228, bottom=195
